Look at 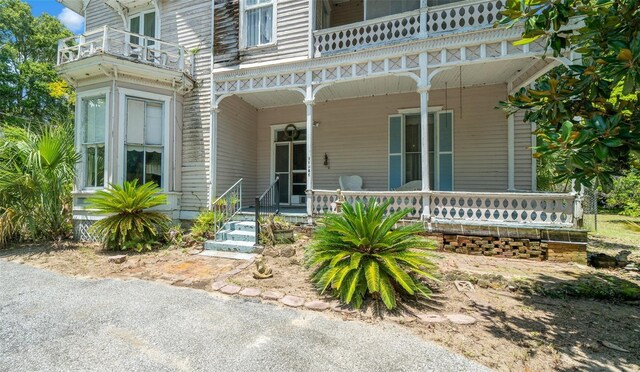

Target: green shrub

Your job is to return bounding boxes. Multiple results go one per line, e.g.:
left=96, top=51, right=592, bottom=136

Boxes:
left=606, top=170, right=640, bottom=216
left=305, top=200, right=438, bottom=310
left=87, top=180, right=170, bottom=251
left=0, top=123, right=78, bottom=247
left=190, top=210, right=226, bottom=240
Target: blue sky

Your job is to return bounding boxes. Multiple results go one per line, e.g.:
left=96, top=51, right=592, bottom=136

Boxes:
left=27, top=0, right=85, bottom=33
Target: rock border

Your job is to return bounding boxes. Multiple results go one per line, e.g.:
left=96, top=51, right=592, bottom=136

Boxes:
left=207, top=278, right=477, bottom=325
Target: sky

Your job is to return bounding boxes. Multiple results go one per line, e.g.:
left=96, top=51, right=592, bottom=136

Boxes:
left=27, top=0, right=85, bottom=33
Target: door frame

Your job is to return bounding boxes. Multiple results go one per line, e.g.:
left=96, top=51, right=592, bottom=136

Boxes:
left=270, top=122, right=307, bottom=206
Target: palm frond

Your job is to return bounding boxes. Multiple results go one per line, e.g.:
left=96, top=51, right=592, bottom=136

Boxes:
left=306, top=199, right=438, bottom=310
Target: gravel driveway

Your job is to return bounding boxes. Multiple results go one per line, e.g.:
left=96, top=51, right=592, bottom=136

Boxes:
left=0, top=260, right=489, bottom=372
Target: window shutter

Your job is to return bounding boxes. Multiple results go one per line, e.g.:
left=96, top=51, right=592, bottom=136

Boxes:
left=438, top=112, right=454, bottom=191
left=388, top=115, right=403, bottom=190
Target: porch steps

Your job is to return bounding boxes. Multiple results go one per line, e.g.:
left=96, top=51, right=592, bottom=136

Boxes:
left=203, top=217, right=259, bottom=254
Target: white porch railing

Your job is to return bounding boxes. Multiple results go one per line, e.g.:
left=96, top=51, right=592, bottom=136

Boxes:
left=308, top=189, right=582, bottom=228
left=56, top=26, right=192, bottom=75
left=314, top=10, right=422, bottom=55
left=426, top=0, right=504, bottom=34
left=313, top=0, right=504, bottom=55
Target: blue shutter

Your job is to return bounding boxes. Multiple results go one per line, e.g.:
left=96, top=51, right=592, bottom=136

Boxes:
left=389, top=115, right=403, bottom=190
left=438, top=112, right=454, bottom=191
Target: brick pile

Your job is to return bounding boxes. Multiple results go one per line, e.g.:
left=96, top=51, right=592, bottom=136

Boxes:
left=442, top=235, right=547, bottom=260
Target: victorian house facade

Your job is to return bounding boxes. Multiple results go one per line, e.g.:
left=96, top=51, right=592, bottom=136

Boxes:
left=57, top=0, right=583, bottom=243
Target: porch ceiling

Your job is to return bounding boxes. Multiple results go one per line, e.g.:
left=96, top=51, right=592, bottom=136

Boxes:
left=430, top=58, right=538, bottom=90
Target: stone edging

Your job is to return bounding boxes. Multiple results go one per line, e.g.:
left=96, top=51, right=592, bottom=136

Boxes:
left=209, top=279, right=477, bottom=326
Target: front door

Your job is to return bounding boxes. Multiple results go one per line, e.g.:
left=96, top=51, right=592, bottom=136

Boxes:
left=273, top=125, right=307, bottom=205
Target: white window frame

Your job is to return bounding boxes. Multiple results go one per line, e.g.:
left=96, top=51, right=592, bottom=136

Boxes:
left=270, top=122, right=306, bottom=205
left=128, top=9, right=159, bottom=41
left=76, top=87, right=111, bottom=191
left=388, top=108, right=454, bottom=190
left=240, top=0, right=277, bottom=49
left=117, top=88, right=171, bottom=190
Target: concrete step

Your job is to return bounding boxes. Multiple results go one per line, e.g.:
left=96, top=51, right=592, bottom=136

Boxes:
left=199, top=250, right=256, bottom=260
left=233, top=221, right=256, bottom=232
left=232, top=213, right=255, bottom=222
left=204, top=239, right=257, bottom=253
left=226, top=230, right=255, bottom=242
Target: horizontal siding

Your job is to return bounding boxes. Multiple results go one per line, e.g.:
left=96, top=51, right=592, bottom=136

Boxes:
left=215, top=0, right=309, bottom=66
left=514, top=111, right=533, bottom=190
left=255, top=84, right=512, bottom=193
left=216, top=96, right=258, bottom=202
left=330, top=0, right=364, bottom=27
left=85, top=1, right=122, bottom=31
left=164, top=0, right=213, bottom=211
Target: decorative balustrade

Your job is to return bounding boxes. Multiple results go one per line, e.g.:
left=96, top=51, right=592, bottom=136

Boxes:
left=308, top=189, right=581, bottom=227
left=309, top=190, right=424, bottom=219
left=429, top=191, right=578, bottom=226
left=313, top=0, right=504, bottom=56
left=314, top=10, right=422, bottom=55
left=427, top=0, right=504, bottom=34
left=57, top=26, right=192, bottom=75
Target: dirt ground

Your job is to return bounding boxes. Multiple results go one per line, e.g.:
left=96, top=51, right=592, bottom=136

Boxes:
left=1, top=235, right=639, bottom=371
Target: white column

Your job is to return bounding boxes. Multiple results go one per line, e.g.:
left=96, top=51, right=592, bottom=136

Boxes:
left=209, top=105, right=220, bottom=209
left=419, top=0, right=428, bottom=37
left=507, top=114, right=515, bottom=191
left=507, top=83, right=515, bottom=191
left=308, top=0, right=316, bottom=58
left=419, top=88, right=430, bottom=192
left=305, top=98, right=314, bottom=218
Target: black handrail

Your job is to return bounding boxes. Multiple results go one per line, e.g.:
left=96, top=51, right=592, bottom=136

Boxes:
left=255, top=177, right=280, bottom=245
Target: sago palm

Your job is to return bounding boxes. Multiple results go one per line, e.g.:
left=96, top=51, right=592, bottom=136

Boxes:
left=305, top=199, right=438, bottom=310
left=87, top=180, right=170, bottom=251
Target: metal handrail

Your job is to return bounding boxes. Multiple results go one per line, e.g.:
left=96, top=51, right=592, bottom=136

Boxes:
left=255, top=177, right=280, bottom=245
left=211, top=178, right=243, bottom=237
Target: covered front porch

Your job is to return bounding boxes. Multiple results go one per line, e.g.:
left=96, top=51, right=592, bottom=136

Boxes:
left=211, top=51, right=582, bottom=229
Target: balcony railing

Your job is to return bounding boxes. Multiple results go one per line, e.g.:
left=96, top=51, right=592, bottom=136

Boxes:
left=57, top=26, right=192, bottom=75
left=308, top=189, right=581, bottom=228
left=313, top=0, right=504, bottom=56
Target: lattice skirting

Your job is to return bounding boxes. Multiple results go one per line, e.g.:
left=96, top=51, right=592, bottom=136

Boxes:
left=73, top=220, right=100, bottom=242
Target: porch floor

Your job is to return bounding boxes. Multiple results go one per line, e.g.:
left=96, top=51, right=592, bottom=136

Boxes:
left=240, top=206, right=307, bottom=216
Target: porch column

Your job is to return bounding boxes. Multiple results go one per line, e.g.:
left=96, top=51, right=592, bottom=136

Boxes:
left=418, top=53, right=431, bottom=221
left=304, top=87, right=315, bottom=220
left=507, top=82, right=516, bottom=191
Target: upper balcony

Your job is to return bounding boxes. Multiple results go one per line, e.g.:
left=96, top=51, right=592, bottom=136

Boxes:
left=313, top=0, right=504, bottom=56
left=56, top=26, right=194, bottom=92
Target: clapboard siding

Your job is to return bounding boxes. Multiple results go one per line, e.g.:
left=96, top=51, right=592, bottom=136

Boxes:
left=216, top=96, right=258, bottom=202
left=162, top=0, right=213, bottom=211
left=214, top=0, right=309, bottom=66
left=255, top=84, right=515, bottom=193
left=330, top=0, right=364, bottom=27
left=85, top=0, right=122, bottom=30
left=514, top=111, right=533, bottom=190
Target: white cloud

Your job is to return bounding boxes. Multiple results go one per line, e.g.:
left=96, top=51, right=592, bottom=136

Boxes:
left=57, top=8, right=84, bottom=34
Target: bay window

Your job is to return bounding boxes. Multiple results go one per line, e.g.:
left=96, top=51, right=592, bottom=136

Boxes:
left=81, top=96, right=106, bottom=189
left=243, top=0, right=275, bottom=47
left=125, top=97, right=164, bottom=187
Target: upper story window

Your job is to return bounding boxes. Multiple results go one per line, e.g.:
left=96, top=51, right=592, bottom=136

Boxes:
left=81, top=96, right=107, bottom=189
left=129, top=10, right=157, bottom=46
left=243, top=0, right=275, bottom=48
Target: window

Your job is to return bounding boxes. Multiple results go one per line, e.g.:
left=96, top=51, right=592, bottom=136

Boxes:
left=125, top=97, right=164, bottom=187
left=81, top=96, right=106, bottom=188
left=129, top=10, right=156, bottom=46
left=243, top=0, right=274, bottom=47
left=388, top=112, right=453, bottom=191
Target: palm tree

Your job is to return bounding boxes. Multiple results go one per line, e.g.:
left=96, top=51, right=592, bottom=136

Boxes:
left=0, top=123, right=79, bottom=246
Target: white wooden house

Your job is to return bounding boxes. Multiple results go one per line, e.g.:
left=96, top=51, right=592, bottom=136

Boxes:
left=57, top=0, right=585, bottom=250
